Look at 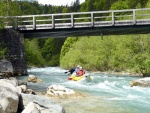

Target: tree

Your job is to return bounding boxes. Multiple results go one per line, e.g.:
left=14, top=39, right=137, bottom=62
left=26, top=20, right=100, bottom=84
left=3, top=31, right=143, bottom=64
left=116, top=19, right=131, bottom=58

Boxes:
left=0, top=0, right=22, bottom=29
left=41, top=38, right=66, bottom=66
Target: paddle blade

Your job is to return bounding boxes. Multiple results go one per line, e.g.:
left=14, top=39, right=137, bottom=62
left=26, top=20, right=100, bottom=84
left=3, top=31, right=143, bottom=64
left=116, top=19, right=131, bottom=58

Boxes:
left=68, top=78, right=72, bottom=80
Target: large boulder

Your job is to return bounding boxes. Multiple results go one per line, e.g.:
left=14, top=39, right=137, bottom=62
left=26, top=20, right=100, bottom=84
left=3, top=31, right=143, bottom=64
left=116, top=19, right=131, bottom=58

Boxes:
left=130, top=77, right=150, bottom=87
left=20, top=93, right=65, bottom=113
left=0, top=79, right=19, bottom=113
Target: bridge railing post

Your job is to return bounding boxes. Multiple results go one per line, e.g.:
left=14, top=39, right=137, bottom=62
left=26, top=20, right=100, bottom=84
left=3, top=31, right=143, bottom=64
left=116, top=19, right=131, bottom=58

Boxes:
left=112, top=11, right=115, bottom=26
left=52, top=15, right=55, bottom=29
left=33, top=16, right=36, bottom=30
left=133, top=9, right=136, bottom=25
left=15, top=16, right=18, bottom=30
left=71, top=14, right=74, bottom=28
left=91, top=12, right=94, bottom=27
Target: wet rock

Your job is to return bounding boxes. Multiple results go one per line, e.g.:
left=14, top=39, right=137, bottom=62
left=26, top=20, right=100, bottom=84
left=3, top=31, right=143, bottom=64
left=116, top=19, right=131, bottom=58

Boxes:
left=0, top=60, right=13, bottom=73
left=0, top=60, right=14, bottom=78
left=27, top=75, right=42, bottom=83
left=130, top=77, right=150, bottom=87
left=17, top=85, right=27, bottom=93
left=17, top=80, right=27, bottom=86
left=26, top=89, right=36, bottom=95
left=47, top=84, right=75, bottom=97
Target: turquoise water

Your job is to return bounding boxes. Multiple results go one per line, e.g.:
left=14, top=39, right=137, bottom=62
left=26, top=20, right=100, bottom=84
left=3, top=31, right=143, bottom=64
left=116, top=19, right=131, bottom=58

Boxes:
left=17, top=67, right=150, bottom=113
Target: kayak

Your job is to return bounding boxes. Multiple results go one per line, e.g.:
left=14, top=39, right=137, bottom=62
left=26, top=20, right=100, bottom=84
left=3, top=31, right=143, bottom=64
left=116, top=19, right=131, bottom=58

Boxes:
left=68, top=73, right=93, bottom=81
left=68, top=73, right=83, bottom=81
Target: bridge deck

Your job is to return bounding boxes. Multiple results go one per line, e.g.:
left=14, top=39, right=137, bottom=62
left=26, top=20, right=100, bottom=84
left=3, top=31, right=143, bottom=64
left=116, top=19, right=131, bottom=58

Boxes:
left=3, top=8, right=150, bottom=38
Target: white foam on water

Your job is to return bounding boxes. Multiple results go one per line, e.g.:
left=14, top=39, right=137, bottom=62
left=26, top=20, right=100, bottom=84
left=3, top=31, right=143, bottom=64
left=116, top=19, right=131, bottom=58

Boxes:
left=127, top=94, right=144, bottom=99
left=97, top=82, right=110, bottom=90
left=123, top=85, right=150, bottom=95
left=28, top=67, right=65, bottom=74
left=104, top=97, right=130, bottom=101
left=126, top=94, right=150, bottom=105
left=96, top=80, right=119, bottom=91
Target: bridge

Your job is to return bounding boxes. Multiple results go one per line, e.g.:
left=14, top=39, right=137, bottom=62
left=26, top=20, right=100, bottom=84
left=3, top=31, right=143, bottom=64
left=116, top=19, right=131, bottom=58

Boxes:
left=1, top=8, right=150, bottom=76
left=4, top=8, right=150, bottom=38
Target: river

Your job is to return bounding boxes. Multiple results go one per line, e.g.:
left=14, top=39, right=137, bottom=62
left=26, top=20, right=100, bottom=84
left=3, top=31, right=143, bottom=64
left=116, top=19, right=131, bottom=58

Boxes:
left=17, top=67, right=150, bottom=113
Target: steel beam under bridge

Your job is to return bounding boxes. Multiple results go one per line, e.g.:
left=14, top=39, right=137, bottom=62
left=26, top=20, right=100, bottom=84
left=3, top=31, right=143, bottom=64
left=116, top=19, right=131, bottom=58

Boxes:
left=20, top=25, right=150, bottom=38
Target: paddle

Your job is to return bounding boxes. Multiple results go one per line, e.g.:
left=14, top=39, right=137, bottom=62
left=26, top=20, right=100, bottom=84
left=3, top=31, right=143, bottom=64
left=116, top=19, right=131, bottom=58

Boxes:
left=68, top=78, right=72, bottom=80
left=64, top=71, right=68, bottom=74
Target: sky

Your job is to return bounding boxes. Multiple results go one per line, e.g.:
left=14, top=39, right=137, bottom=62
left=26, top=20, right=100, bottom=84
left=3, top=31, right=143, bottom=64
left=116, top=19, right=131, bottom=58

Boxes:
left=38, top=0, right=85, bottom=6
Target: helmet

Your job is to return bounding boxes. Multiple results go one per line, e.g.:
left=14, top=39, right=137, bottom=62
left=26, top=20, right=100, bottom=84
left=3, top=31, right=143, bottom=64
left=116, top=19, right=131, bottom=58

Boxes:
left=77, top=65, right=80, bottom=67
left=79, top=67, right=82, bottom=69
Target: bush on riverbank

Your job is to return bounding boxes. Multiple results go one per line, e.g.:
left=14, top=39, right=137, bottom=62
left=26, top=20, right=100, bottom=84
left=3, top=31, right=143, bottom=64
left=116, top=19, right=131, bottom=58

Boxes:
left=60, top=35, right=150, bottom=76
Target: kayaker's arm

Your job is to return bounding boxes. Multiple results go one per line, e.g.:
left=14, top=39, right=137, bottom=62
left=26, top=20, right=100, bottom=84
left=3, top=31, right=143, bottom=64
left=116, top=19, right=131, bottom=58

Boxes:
left=64, top=68, right=75, bottom=74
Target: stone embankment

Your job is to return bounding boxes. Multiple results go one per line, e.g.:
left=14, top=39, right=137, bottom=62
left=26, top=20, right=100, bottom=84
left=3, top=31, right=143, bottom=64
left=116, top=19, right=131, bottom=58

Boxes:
left=0, top=77, right=65, bottom=113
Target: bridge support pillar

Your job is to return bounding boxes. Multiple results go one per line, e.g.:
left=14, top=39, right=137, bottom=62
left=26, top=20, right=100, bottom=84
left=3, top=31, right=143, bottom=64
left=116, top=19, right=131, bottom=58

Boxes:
left=4, top=29, right=28, bottom=76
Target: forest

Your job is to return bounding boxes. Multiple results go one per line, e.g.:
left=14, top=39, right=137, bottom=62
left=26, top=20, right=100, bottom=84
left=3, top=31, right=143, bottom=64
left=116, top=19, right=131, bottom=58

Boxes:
left=0, top=0, right=150, bottom=76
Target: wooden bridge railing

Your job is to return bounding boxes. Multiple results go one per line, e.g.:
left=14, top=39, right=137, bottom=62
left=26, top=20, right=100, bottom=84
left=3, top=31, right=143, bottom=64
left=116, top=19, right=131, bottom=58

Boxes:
left=3, top=8, right=150, bottom=30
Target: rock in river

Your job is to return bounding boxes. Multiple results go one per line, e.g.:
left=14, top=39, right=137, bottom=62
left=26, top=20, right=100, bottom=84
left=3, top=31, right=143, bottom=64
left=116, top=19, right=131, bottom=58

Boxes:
left=130, top=77, right=150, bottom=87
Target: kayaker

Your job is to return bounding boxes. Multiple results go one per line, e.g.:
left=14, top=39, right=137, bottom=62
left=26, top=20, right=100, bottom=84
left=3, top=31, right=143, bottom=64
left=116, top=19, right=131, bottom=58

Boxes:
left=65, top=64, right=80, bottom=75
left=76, top=67, right=85, bottom=76
left=75, top=65, right=80, bottom=74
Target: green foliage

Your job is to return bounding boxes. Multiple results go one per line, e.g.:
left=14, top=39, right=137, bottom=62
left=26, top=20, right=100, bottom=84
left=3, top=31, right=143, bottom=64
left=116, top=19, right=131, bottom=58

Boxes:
left=60, top=37, right=78, bottom=61
left=70, top=0, right=80, bottom=12
left=60, top=35, right=150, bottom=75
left=0, top=0, right=21, bottom=29
left=41, top=38, right=66, bottom=66
left=0, top=0, right=21, bottom=16
left=110, top=1, right=129, bottom=10
left=25, top=39, right=45, bottom=67
left=127, top=0, right=149, bottom=8
left=0, top=30, right=7, bottom=60
left=0, top=44, right=7, bottom=60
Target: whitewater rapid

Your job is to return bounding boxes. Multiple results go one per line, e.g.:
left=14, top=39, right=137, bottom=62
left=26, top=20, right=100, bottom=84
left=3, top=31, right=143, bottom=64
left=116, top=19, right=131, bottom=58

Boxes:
left=17, top=67, right=150, bottom=113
